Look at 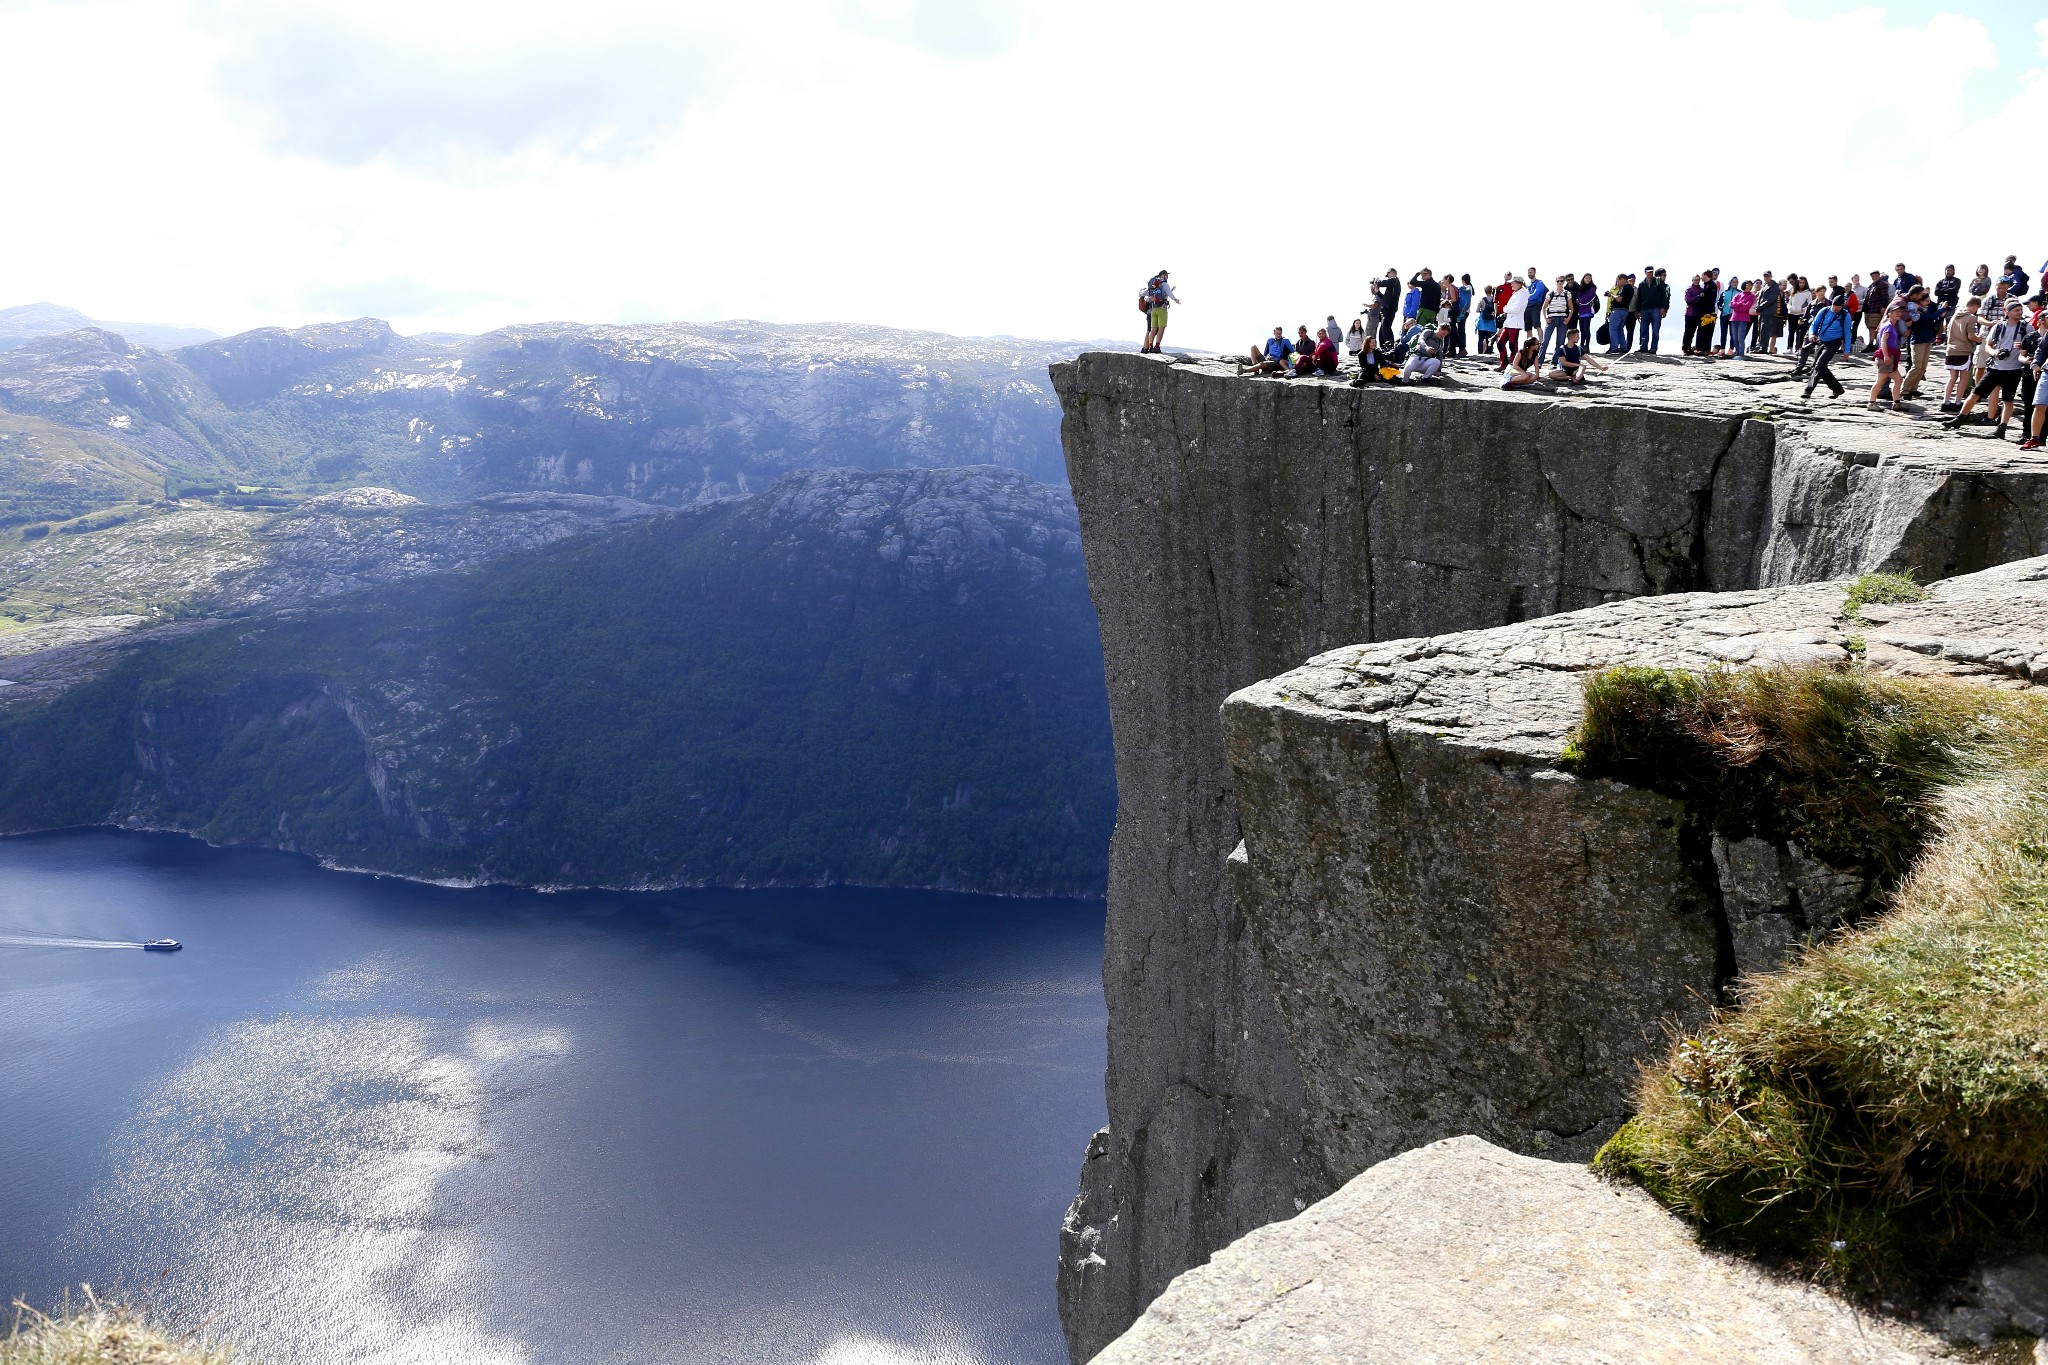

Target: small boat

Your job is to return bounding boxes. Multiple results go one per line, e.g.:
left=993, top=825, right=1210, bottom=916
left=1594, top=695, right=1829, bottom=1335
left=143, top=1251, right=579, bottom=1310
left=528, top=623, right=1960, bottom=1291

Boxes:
left=141, top=939, right=183, bottom=952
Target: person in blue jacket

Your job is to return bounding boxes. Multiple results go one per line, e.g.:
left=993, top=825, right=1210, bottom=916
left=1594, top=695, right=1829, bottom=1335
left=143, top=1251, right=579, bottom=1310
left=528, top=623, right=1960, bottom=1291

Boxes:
left=1802, top=296, right=1854, bottom=400
left=1523, top=268, right=1547, bottom=335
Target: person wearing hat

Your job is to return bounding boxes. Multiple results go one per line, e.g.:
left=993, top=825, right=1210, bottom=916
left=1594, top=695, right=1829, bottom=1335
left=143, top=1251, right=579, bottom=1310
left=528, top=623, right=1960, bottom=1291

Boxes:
left=1140, top=271, right=1180, bottom=354
left=1868, top=301, right=1909, bottom=411
left=1946, top=301, right=2033, bottom=437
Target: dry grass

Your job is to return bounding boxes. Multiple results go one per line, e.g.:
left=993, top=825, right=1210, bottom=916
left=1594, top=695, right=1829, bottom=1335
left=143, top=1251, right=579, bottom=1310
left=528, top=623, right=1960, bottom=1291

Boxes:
left=1577, top=665, right=2048, bottom=1296
left=1564, top=664, right=2048, bottom=879
left=1, top=1295, right=239, bottom=1365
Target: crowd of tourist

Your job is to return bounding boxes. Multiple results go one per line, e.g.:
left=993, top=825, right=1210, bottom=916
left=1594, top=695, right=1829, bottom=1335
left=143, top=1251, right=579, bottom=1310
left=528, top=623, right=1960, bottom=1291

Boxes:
left=1144, top=254, right=2048, bottom=448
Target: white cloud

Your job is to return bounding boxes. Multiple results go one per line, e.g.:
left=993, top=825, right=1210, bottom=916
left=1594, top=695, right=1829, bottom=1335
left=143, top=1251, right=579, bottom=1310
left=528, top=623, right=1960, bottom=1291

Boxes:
left=0, top=0, right=2039, bottom=349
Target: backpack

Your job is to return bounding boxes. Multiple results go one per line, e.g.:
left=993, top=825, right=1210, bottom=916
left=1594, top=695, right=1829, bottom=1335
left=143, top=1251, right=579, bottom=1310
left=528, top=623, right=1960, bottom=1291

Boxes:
left=1137, top=288, right=1156, bottom=314
left=1475, top=292, right=1495, bottom=320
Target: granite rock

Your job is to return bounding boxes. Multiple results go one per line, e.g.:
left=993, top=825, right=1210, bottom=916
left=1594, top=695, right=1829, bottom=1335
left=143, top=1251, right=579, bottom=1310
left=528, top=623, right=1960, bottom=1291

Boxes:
left=1093, top=1136, right=1946, bottom=1365
left=1056, top=348, right=2048, bottom=1357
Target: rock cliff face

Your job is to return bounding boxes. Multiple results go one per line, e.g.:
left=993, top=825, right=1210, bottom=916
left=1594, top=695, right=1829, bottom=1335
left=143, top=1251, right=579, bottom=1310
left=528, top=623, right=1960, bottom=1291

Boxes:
left=1053, top=349, right=2048, bottom=1359
left=1223, top=555, right=2048, bottom=1192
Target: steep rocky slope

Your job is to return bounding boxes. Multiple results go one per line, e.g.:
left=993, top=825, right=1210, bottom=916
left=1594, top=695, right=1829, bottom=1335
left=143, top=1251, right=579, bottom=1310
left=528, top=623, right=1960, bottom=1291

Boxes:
left=1053, top=349, right=2048, bottom=1359
left=0, top=318, right=1084, bottom=518
left=0, top=467, right=1114, bottom=895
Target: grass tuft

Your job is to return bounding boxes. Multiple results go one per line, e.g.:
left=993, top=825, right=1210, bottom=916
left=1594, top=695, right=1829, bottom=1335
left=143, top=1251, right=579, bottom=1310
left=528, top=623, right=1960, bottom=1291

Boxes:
left=1844, top=570, right=1929, bottom=623
left=1575, top=665, right=2048, bottom=1298
left=2, top=1294, right=240, bottom=1365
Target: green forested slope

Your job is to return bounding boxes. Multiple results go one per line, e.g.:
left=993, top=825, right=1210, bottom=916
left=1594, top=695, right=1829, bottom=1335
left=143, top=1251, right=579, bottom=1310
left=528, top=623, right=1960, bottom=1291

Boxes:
left=0, top=467, right=1114, bottom=894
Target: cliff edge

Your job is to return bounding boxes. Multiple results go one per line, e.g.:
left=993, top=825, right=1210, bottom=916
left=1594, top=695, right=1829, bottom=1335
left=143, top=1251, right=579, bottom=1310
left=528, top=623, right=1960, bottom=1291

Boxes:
left=1054, top=348, right=2048, bottom=1358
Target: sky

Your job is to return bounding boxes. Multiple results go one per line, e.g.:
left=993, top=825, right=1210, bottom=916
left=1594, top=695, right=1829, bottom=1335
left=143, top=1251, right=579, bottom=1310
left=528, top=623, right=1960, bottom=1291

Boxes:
left=0, top=0, right=2044, bottom=350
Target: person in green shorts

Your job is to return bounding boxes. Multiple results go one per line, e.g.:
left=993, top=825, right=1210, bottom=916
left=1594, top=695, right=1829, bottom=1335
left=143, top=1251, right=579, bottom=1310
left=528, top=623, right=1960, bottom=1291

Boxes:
left=1141, top=270, right=1180, bottom=353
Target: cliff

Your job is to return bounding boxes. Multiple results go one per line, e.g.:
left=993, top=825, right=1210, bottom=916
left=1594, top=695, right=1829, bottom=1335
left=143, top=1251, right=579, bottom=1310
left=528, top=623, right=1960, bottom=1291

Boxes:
left=1053, top=349, right=2048, bottom=1358
left=1223, top=553, right=2048, bottom=1190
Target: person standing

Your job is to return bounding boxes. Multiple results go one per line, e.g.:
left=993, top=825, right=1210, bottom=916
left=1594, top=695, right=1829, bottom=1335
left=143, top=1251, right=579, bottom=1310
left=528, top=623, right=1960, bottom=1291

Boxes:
left=2021, top=324, right=2048, bottom=451
left=1942, top=298, right=1984, bottom=411
left=1539, top=276, right=1575, bottom=365
left=1574, top=274, right=1600, bottom=355
left=1609, top=273, right=1636, bottom=353
left=1785, top=276, right=1814, bottom=354
left=1861, top=269, right=1891, bottom=352
left=1498, top=276, right=1531, bottom=370
left=1802, top=293, right=1852, bottom=399
left=1373, top=270, right=1402, bottom=346
left=1897, top=285, right=1938, bottom=402
left=1868, top=302, right=1908, bottom=410
left=1754, top=273, right=1783, bottom=354
left=1680, top=274, right=1705, bottom=355
left=1969, top=264, right=1993, bottom=303
left=1946, top=302, right=2033, bottom=437
left=1935, top=265, right=1962, bottom=325
left=1453, top=274, right=1476, bottom=357
left=1474, top=285, right=1499, bottom=356
left=1729, top=280, right=1758, bottom=359
left=1524, top=268, right=1547, bottom=337
left=1409, top=269, right=1443, bottom=327
left=1140, top=271, right=1180, bottom=353
left=1637, top=269, right=1670, bottom=353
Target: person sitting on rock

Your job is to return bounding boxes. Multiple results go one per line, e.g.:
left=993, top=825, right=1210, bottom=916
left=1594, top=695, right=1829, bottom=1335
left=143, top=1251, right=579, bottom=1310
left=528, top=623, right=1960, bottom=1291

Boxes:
left=1238, top=327, right=1294, bottom=376
left=1401, top=324, right=1450, bottom=383
left=1501, top=338, right=1545, bottom=390
left=1544, top=329, right=1608, bottom=386
left=1291, top=328, right=1340, bottom=378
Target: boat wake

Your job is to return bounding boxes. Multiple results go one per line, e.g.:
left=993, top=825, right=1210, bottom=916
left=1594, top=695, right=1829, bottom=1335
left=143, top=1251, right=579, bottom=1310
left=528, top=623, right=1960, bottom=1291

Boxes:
left=0, top=926, right=147, bottom=949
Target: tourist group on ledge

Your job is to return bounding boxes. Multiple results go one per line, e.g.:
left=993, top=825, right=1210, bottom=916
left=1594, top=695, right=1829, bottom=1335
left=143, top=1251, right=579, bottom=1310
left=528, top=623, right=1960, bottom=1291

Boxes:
left=1136, top=257, right=2048, bottom=449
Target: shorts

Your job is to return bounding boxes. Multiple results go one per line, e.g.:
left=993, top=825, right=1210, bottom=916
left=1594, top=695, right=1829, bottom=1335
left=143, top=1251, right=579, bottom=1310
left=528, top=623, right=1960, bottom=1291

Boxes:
left=1972, top=368, right=2023, bottom=400
left=1417, top=308, right=1438, bottom=325
left=1147, top=307, right=1168, bottom=329
left=1945, top=353, right=1972, bottom=372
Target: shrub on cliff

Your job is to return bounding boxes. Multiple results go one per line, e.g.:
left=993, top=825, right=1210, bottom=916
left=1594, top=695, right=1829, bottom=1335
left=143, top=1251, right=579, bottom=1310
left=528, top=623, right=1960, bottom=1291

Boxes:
left=1573, top=665, right=2048, bottom=1295
left=3, top=1297, right=238, bottom=1365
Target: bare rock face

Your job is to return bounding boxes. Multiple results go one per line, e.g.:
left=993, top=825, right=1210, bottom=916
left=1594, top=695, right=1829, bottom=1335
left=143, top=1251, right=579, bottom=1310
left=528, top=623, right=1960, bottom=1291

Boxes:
left=1221, top=556, right=2048, bottom=1188
left=1093, top=1136, right=1945, bottom=1365
left=1054, top=348, right=2048, bottom=1359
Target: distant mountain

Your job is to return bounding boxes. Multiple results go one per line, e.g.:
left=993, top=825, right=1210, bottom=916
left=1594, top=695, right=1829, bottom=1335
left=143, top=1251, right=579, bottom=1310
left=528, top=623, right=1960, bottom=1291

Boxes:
left=0, top=302, right=217, bottom=355
left=0, top=317, right=1089, bottom=525
left=0, top=466, right=1114, bottom=895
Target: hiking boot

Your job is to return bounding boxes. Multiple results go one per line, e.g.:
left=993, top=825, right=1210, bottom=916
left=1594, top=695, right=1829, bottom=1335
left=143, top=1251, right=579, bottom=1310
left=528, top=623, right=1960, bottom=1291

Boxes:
left=1996, top=423, right=2009, bottom=439
left=2021, top=438, right=2044, bottom=451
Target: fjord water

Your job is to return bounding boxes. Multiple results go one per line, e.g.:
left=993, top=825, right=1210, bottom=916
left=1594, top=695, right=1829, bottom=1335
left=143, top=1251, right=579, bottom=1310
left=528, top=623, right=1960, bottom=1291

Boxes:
left=0, top=831, right=1106, bottom=1365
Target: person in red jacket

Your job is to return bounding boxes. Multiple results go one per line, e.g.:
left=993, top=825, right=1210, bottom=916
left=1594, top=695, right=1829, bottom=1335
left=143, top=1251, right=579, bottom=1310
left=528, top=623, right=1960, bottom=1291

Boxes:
left=1292, top=328, right=1340, bottom=377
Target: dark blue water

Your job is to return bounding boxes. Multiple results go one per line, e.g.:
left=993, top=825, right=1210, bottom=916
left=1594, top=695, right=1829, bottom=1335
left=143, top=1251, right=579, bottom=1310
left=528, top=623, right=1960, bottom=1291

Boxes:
left=0, top=831, right=1105, bottom=1365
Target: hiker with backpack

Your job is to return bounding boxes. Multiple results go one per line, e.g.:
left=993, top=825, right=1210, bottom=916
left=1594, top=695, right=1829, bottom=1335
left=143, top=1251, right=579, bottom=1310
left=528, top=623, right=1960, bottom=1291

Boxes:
left=1474, top=286, right=1499, bottom=355
left=1945, top=301, right=2033, bottom=438
left=1139, top=271, right=1180, bottom=353
left=1941, top=299, right=1984, bottom=411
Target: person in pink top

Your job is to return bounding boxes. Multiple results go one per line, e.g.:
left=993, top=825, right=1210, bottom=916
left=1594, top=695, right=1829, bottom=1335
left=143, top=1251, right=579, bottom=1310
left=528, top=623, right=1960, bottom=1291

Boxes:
left=1729, top=281, right=1759, bottom=359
